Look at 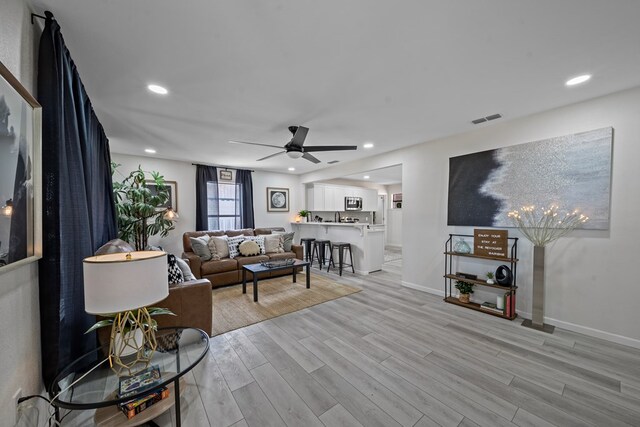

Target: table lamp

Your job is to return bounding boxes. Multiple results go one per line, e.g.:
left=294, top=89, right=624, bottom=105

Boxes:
left=83, top=251, right=167, bottom=375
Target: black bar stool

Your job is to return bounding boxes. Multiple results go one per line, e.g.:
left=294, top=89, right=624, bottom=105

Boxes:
left=311, top=239, right=331, bottom=268
left=327, top=242, right=355, bottom=276
left=300, top=238, right=316, bottom=262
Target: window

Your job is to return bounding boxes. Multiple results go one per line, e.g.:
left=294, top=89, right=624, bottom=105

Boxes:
left=207, top=182, right=242, bottom=230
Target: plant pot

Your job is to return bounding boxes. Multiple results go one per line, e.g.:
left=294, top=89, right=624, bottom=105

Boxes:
left=459, top=293, right=470, bottom=304
left=486, top=279, right=494, bottom=284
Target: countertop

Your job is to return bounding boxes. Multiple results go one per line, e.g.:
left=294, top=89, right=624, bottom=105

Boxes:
left=292, top=222, right=369, bottom=227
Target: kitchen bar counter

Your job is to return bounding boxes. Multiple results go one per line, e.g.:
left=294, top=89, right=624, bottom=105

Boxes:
left=291, top=222, right=384, bottom=274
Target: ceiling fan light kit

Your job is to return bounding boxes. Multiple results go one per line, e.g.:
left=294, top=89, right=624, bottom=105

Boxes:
left=231, top=125, right=358, bottom=163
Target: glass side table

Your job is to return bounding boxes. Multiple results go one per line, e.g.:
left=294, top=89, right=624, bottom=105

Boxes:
left=50, top=327, right=209, bottom=426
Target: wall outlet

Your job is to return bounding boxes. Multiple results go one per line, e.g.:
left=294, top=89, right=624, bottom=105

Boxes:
left=13, top=388, right=23, bottom=426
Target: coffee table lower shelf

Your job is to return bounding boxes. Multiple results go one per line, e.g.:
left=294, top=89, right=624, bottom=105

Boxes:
left=444, top=296, right=517, bottom=320
left=94, top=376, right=186, bottom=427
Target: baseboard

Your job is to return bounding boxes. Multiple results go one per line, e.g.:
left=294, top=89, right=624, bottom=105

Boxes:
left=401, top=281, right=443, bottom=296
left=516, top=310, right=640, bottom=350
left=403, top=283, right=640, bottom=349
left=386, top=244, right=402, bottom=249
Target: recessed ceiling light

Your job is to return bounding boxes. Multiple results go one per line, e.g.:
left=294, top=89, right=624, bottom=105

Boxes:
left=565, top=74, right=591, bottom=86
left=288, top=167, right=295, bottom=171
left=147, top=84, right=168, bottom=95
left=144, top=148, right=156, bottom=154
left=363, top=175, right=370, bottom=179
left=363, top=143, right=374, bottom=149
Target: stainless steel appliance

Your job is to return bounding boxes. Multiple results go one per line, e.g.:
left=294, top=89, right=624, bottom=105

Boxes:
left=345, top=196, right=363, bottom=211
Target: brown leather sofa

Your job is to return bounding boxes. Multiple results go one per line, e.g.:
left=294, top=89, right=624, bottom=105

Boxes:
left=182, top=227, right=303, bottom=288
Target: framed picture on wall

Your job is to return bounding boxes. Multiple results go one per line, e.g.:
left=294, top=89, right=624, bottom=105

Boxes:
left=0, top=60, right=43, bottom=273
left=220, top=169, right=232, bottom=181
left=146, top=180, right=178, bottom=213
left=267, top=187, right=289, bottom=212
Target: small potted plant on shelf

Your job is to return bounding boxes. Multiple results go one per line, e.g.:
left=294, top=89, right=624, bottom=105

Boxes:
left=298, top=209, right=310, bottom=222
left=455, top=280, right=474, bottom=303
left=486, top=271, right=495, bottom=285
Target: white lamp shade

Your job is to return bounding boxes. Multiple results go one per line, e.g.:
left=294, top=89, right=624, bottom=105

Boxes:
left=83, top=251, right=168, bottom=314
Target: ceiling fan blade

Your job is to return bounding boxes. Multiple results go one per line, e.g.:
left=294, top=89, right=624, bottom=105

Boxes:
left=229, top=140, right=283, bottom=149
left=289, top=126, right=309, bottom=148
left=256, top=151, right=286, bottom=161
left=302, top=152, right=321, bottom=164
left=302, top=145, right=358, bottom=152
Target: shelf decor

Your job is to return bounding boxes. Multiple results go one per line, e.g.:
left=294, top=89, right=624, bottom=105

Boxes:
left=444, top=233, right=518, bottom=320
left=508, top=204, right=589, bottom=333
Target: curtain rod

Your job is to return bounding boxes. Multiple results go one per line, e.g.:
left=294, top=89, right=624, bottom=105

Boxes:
left=31, top=11, right=53, bottom=25
left=191, top=163, right=255, bottom=173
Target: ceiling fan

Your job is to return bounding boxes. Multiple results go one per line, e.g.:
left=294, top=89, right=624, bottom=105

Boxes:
left=229, top=126, right=357, bottom=163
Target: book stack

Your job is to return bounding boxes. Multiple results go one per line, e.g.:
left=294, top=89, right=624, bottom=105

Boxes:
left=118, top=365, right=170, bottom=419
left=480, top=301, right=504, bottom=314
left=505, top=293, right=512, bottom=317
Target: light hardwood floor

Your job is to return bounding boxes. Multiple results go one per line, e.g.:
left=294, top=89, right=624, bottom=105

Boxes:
left=65, top=252, right=640, bottom=426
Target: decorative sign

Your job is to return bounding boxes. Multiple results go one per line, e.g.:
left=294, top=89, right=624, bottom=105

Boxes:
left=220, top=170, right=232, bottom=181
left=474, top=229, right=508, bottom=258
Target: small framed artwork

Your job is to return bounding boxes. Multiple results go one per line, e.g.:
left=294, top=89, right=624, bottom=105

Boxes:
left=220, top=169, right=232, bottom=181
left=267, top=187, right=289, bottom=212
left=146, top=180, right=178, bottom=213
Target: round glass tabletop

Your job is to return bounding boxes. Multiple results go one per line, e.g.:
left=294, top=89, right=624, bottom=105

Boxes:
left=49, top=327, right=209, bottom=410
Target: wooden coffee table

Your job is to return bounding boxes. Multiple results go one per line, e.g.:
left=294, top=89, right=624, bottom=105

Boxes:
left=242, top=259, right=310, bottom=302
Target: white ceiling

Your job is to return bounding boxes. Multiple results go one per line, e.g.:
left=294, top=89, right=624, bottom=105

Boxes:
left=343, top=165, right=402, bottom=185
left=31, top=0, right=640, bottom=175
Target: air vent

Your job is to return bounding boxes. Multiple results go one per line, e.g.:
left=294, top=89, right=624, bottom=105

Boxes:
left=471, top=113, right=502, bottom=125
left=327, top=160, right=340, bottom=164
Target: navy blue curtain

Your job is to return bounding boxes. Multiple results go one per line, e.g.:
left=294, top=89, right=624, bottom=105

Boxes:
left=195, top=165, right=217, bottom=230
left=235, top=169, right=254, bottom=228
left=37, top=12, right=118, bottom=387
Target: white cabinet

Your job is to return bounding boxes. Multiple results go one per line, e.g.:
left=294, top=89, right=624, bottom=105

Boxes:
left=363, top=188, right=378, bottom=211
left=306, top=183, right=379, bottom=212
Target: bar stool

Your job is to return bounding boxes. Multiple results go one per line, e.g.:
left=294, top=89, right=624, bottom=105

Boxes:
left=300, top=238, right=316, bottom=262
left=311, top=239, right=331, bottom=268
left=327, top=242, right=355, bottom=276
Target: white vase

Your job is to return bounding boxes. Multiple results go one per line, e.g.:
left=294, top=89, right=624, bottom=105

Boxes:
left=496, top=295, right=504, bottom=310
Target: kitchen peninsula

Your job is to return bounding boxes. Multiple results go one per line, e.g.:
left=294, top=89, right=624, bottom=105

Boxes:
left=291, top=222, right=384, bottom=274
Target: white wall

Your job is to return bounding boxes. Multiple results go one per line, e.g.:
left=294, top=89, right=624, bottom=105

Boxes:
left=301, top=86, right=640, bottom=347
left=386, top=184, right=403, bottom=247
left=0, top=0, right=44, bottom=419
left=111, top=154, right=301, bottom=254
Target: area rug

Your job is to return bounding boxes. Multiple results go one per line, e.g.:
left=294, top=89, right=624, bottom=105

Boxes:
left=211, top=272, right=361, bottom=336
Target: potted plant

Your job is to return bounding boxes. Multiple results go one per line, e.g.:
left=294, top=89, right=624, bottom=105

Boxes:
left=486, top=271, right=495, bottom=285
left=298, top=209, right=310, bottom=222
left=455, top=280, right=474, bottom=303
left=112, top=163, right=176, bottom=250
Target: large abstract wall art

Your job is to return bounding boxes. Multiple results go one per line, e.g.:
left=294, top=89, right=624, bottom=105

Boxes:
left=447, top=127, right=613, bottom=230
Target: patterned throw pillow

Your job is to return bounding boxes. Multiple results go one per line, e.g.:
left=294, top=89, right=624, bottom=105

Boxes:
left=189, top=235, right=212, bottom=261
left=239, top=240, right=261, bottom=257
left=264, top=234, right=284, bottom=254
left=227, top=235, right=246, bottom=259
left=273, top=231, right=295, bottom=252
left=244, top=235, right=266, bottom=254
left=168, top=254, right=184, bottom=285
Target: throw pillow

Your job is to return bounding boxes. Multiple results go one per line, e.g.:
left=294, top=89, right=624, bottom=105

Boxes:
left=189, top=235, right=212, bottom=261
left=244, top=235, right=266, bottom=254
left=208, top=235, right=229, bottom=259
left=168, top=254, right=184, bottom=285
left=239, top=240, right=261, bottom=257
left=227, top=235, right=246, bottom=259
left=273, top=231, right=295, bottom=252
left=264, top=234, right=284, bottom=254
left=175, top=257, right=196, bottom=281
